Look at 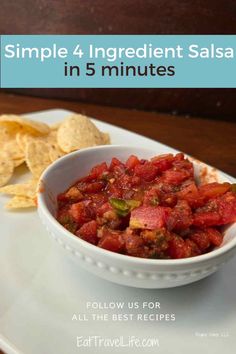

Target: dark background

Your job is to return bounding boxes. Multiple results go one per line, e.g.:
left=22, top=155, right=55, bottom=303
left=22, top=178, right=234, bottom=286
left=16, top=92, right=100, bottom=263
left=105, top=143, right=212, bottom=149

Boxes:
left=1, top=0, right=236, bottom=121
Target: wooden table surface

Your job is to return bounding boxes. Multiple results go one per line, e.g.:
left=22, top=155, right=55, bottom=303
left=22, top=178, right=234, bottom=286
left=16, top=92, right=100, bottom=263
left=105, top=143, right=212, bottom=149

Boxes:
left=0, top=91, right=235, bottom=353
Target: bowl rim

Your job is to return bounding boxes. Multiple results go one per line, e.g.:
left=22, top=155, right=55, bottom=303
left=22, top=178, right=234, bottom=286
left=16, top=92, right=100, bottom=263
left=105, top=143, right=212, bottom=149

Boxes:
left=37, top=144, right=236, bottom=266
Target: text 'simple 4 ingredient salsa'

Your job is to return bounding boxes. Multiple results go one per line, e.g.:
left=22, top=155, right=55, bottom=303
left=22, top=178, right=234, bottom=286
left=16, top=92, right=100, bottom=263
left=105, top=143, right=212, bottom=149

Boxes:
left=57, top=153, right=236, bottom=259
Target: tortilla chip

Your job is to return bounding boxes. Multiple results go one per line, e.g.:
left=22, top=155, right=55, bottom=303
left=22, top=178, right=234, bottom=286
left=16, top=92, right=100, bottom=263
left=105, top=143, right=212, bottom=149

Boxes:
left=42, top=130, right=57, bottom=145
left=25, top=140, right=51, bottom=177
left=16, top=131, right=28, bottom=152
left=0, top=114, right=112, bottom=212
left=101, top=132, right=111, bottom=145
left=0, top=179, right=38, bottom=198
left=5, top=195, right=36, bottom=209
left=16, top=131, right=24, bottom=150
left=57, top=114, right=107, bottom=153
left=50, top=122, right=61, bottom=131
left=0, top=153, right=14, bottom=187
left=14, top=158, right=25, bottom=168
left=0, top=127, right=15, bottom=149
left=49, top=144, right=65, bottom=162
left=0, top=115, right=50, bottom=135
left=3, top=139, right=25, bottom=160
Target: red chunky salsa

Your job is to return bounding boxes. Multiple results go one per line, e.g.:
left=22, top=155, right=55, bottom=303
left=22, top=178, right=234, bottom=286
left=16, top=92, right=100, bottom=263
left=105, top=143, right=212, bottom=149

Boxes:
left=57, top=153, right=236, bottom=259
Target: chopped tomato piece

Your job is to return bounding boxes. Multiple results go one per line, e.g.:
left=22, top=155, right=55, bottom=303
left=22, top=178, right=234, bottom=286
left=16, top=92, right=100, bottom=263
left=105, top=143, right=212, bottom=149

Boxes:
left=166, top=200, right=193, bottom=231
left=177, top=181, right=198, bottom=198
left=168, top=235, right=191, bottom=259
left=123, top=232, right=145, bottom=257
left=117, top=173, right=132, bottom=189
left=189, top=229, right=211, bottom=251
left=218, top=192, right=236, bottom=224
left=76, top=220, right=98, bottom=245
left=207, top=228, right=223, bottom=247
left=199, top=182, right=231, bottom=200
left=98, top=230, right=124, bottom=252
left=189, top=228, right=222, bottom=250
left=193, top=192, right=236, bottom=226
left=177, top=182, right=204, bottom=208
left=130, top=206, right=170, bottom=230
left=89, top=162, right=108, bottom=179
left=151, top=154, right=175, bottom=172
left=106, top=182, right=123, bottom=198
left=125, top=155, right=140, bottom=169
left=69, top=201, right=94, bottom=224
left=143, top=187, right=159, bottom=206
left=193, top=211, right=221, bottom=227
left=97, top=202, right=113, bottom=217
left=113, top=164, right=126, bottom=176
left=173, top=159, right=194, bottom=175
left=185, top=239, right=201, bottom=257
left=57, top=207, right=77, bottom=233
left=90, top=193, right=107, bottom=208
left=168, top=235, right=201, bottom=259
left=163, top=169, right=191, bottom=185
left=175, top=153, right=185, bottom=161
left=109, top=157, right=124, bottom=171
left=131, top=176, right=141, bottom=186
left=134, top=162, right=158, bottom=182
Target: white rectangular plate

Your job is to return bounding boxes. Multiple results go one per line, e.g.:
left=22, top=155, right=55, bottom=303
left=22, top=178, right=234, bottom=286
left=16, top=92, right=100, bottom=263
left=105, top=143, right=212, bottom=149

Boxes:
left=0, top=109, right=236, bottom=354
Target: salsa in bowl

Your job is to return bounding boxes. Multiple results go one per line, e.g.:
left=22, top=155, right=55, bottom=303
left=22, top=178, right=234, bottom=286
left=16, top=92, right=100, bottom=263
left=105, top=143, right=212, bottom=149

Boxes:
left=57, top=152, right=236, bottom=260
left=38, top=145, right=236, bottom=288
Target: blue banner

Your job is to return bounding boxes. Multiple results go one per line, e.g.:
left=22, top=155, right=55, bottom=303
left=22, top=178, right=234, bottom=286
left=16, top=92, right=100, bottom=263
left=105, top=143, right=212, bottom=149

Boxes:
left=0, top=35, right=236, bottom=88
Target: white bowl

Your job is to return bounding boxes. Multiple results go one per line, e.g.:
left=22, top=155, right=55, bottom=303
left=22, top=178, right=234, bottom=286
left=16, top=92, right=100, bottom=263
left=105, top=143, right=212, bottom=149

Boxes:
left=37, top=145, right=236, bottom=288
